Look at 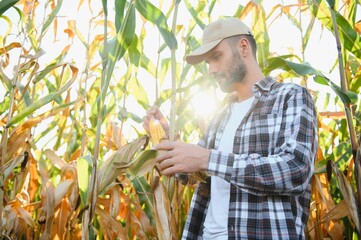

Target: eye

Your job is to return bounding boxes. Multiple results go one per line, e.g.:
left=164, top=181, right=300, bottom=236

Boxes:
left=212, top=54, right=220, bottom=61
left=205, top=52, right=221, bottom=64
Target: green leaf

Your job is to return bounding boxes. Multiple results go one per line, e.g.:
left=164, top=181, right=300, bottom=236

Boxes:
left=132, top=176, right=153, bottom=220
left=77, top=155, right=92, bottom=206
left=114, top=0, right=126, bottom=32
left=101, top=0, right=107, bottom=16
left=129, top=77, right=150, bottom=108
left=127, top=149, right=157, bottom=177
left=41, top=0, right=63, bottom=35
left=183, top=0, right=206, bottom=29
left=314, top=159, right=328, bottom=174
left=251, top=4, right=269, bottom=69
left=93, top=2, right=136, bottom=121
left=325, top=0, right=335, bottom=9
left=106, top=2, right=135, bottom=62
left=350, top=74, right=361, bottom=93
left=6, top=64, right=78, bottom=127
left=313, top=75, right=358, bottom=105
left=264, top=56, right=321, bottom=76
left=312, top=1, right=361, bottom=59
left=334, top=11, right=361, bottom=58
left=302, top=15, right=316, bottom=49
left=128, top=35, right=141, bottom=67
left=0, top=94, right=10, bottom=115
left=0, top=0, right=19, bottom=16
left=135, top=0, right=177, bottom=49
left=263, top=56, right=358, bottom=105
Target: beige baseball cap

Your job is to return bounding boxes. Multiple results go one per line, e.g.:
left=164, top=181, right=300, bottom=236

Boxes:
left=185, top=18, right=253, bottom=65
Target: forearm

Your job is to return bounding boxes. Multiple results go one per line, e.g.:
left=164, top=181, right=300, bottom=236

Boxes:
left=207, top=144, right=314, bottom=196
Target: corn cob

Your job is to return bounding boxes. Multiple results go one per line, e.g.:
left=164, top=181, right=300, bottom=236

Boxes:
left=149, top=119, right=167, bottom=145
left=149, top=119, right=208, bottom=184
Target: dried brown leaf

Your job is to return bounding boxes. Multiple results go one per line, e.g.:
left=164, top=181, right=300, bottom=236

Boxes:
left=44, top=149, right=67, bottom=170
left=330, top=161, right=360, bottom=231
left=40, top=181, right=55, bottom=240
left=154, top=180, right=171, bottom=240
left=110, top=186, right=121, bottom=218
left=0, top=42, right=22, bottom=55
left=28, top=152, right=40, bottom=201
left=17, top=206, right=36, bottom=228
left=95, top=205, right=128, bottom=239
left=52, top=199, right=71, bottom=239
left=97, top=136, right=148, bottom=193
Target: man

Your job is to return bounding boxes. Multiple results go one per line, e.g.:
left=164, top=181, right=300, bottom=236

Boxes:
left=143, top=18, right=318, bottom=239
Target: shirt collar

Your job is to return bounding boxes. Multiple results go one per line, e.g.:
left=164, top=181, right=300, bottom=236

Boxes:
left=225, top=77, right=276, bottom=103
left=252, top=76, right=276, bottom=98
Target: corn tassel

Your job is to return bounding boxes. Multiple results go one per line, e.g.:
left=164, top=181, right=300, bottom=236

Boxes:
left=149, top=119, right=167, bottom=145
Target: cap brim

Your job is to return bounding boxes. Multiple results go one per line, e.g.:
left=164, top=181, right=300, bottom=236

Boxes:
left=185, top=39, right=222, bottom=65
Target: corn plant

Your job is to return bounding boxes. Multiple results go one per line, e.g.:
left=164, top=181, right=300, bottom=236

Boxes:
left=0, top=0, right=360, bottom=239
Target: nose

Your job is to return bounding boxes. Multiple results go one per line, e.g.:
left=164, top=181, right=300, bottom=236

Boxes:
left=208, top=62, right=218, bottom=76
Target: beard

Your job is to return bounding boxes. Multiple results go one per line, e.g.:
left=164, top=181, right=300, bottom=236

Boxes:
left=217, top=50, right=248, bottom=93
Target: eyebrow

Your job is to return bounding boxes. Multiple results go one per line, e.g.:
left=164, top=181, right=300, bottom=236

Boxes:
left=205, top=50, right=221, bottom=64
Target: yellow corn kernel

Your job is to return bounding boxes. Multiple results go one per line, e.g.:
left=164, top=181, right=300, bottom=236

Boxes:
left=149, top=119, right=166, bottom=145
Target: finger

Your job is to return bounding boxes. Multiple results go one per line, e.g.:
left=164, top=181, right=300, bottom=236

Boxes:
left=161, top=166, right=177, bottom=176
left=158, top=158, right=174, bottom=172
left=154, top=141, right=175, bottom=151
left=154, top=150, right=173, bottom=164
left=145, top=107, right=156, bottom=118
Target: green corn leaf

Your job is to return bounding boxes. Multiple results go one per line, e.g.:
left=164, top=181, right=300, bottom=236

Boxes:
left=101, top=0, right=107, bottom=16
left=251, top=4, right=269, bottom=69
left=350, top=74, right=361, bottom=93
left=314, top=75, right=358, bottom=105
left=135, top=0, right=177, bottom=49
left=106, top=2, right=135, bottom=63
left=129, top=77, right=150, bottom=108
left=312, top=0, right=361, bottom=59
left=127, top=149, right=157, bottom=178
left=128, top=36, right=141, bottom=67
left=264, top=56, right=358, bottom=105
left=0, top=0, right=19, bottom=16
left=77, top=155, right=92, bottom=206
left=264, top=56, right=321, bottom=76
left=6, top=64, right=78, bottom=127
left=93, top=1, right=135, bottom=122
left=132, top=176, right=154, bottom=219
left=302, top=15, right=316, bottom=50
left=40, top=0, right=63, bottom=35
left=326, top=0, right=335, bottom=9
left=114, top=0, right=126, bottom=32
left=183, top=0, right=206, bottom=29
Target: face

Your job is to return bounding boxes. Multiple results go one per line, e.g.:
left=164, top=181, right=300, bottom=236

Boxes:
left=205, top=39, right=248, bottom=93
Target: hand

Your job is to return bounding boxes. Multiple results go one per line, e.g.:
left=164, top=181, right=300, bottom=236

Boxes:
left=154, top=141, right=210, bottom=176
left=143, top=105, right=169, bottom=135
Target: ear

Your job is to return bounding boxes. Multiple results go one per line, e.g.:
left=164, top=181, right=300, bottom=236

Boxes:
left=238, top=38, right=251, bottom=57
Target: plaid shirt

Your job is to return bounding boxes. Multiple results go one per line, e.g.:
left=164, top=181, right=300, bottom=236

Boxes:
left=182, top=77, right=318, bottom=239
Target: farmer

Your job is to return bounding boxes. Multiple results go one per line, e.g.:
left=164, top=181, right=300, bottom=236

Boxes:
left=143, top=17, right=318, bottom=239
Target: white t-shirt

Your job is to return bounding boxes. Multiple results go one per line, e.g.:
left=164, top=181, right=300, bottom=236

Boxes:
left=203, top=97, right=254, bottom=240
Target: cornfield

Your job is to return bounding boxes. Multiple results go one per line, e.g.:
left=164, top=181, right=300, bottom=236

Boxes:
left=0, top=0, right=360, bottom=239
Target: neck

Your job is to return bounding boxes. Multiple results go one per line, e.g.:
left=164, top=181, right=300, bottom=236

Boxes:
left=234, top=66, right=265, bottom=102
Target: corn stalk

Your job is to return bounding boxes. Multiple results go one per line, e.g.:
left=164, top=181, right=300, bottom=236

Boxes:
left=81, top=0, right=136, bottom=237
left=81, top=0, right=107, bottom=236
left=327, top=0, right=361, bottom=232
